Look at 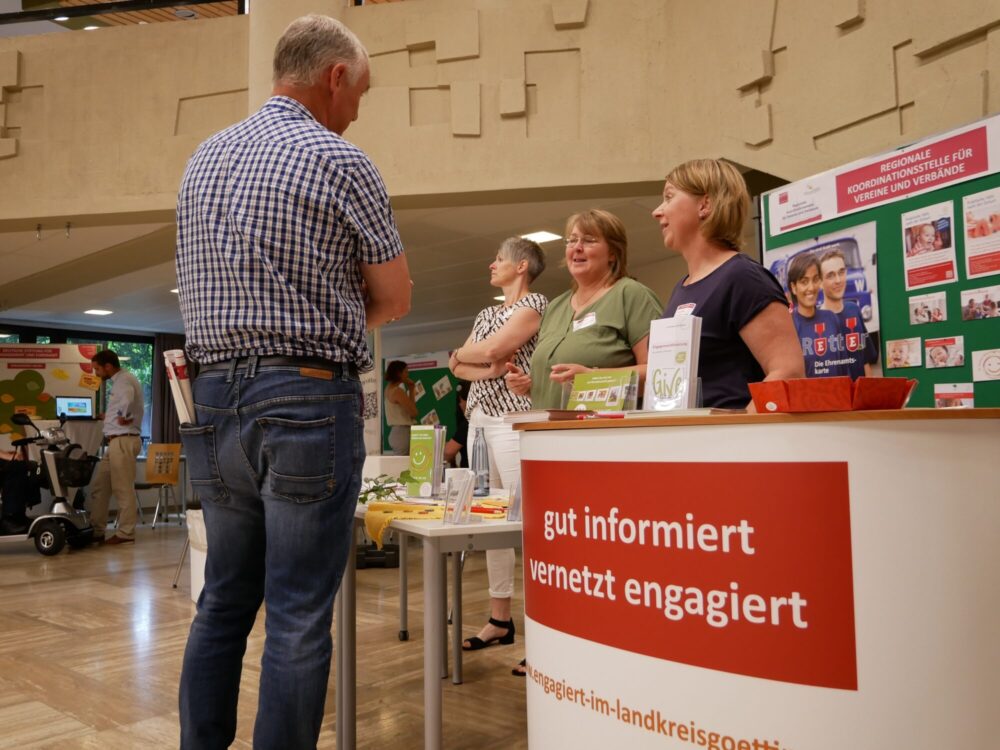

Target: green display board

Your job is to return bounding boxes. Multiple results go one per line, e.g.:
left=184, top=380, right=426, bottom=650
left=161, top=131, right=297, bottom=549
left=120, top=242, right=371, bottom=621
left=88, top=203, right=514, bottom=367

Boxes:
left=762, top=116, right=1000, bottom=408
left=380, top=352, right=459, bottom=454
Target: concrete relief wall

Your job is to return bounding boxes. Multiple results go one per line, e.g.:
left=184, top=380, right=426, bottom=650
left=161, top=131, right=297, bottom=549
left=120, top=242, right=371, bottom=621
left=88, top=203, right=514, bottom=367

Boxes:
left=348, top=0, right=664, bottom=194
left=0, top=49, right=22, bottom=159
left=0, top=16, right=247, bottom=224
left=334, top=0, right=1000, bottom=199
left=0, top=1, right=998, bottom=224
left=688, top=0, right=1000, bottom=180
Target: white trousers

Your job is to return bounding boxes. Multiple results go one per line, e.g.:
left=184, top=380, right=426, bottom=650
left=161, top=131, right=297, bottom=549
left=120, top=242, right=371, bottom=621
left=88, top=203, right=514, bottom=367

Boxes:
left=468, top=409, right=519, bottom=599
left=387, top=425, right=410, bottom=455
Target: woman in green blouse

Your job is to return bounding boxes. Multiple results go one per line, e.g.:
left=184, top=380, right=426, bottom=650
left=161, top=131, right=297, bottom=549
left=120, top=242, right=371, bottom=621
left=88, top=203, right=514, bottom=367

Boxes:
left=506, top=209, right=661, bottom=409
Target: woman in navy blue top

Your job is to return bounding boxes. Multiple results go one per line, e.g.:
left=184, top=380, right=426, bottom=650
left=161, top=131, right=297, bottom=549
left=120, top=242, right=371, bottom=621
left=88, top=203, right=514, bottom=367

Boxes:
left=654, top=159, right=804, bottom=409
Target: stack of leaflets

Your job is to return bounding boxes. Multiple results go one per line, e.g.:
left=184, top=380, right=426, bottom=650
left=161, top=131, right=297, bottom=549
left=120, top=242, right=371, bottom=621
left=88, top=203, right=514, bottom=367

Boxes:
left=643, top=315, right=702, bottom=411
left=566, top=370, right=639, bottom=411
left=406, top=425, right=446, bottom=497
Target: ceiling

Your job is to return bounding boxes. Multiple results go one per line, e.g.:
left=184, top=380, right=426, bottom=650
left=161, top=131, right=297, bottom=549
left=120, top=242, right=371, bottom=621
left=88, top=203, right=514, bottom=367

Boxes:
left=51, top=0, right=238, bottom=27
left=0, top=189, right=681, bottom=335
left=1, top=0, right=404, bottom=36
left=0, top=0, right=237, bottom=36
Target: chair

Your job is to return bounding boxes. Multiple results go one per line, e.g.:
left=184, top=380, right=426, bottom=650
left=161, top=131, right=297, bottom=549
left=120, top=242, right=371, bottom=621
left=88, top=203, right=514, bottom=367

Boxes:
left=135, top=443, right=181, bottom=529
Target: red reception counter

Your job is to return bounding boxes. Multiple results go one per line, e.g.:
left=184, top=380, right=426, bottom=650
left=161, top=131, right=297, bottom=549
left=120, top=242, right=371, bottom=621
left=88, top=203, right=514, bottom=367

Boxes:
left=516, top=409, right=1000, bottom=750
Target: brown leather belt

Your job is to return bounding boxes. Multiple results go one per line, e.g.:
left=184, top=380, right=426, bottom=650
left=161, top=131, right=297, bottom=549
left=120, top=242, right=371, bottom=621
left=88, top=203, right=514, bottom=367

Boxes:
left=106, top=434, right=139, bottom=441
left=199, top=355, right=359, bottom=381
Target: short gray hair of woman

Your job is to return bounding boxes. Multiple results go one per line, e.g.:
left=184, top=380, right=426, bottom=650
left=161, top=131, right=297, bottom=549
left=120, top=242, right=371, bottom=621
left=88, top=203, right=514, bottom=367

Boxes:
left=273, top=14, right=368, bottom=87
left=497, top=237, right=546, bottom=282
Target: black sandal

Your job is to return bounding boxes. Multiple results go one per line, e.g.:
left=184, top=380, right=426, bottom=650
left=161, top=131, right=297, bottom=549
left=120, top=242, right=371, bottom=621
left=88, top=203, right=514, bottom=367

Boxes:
left=462, top=617, right=515, bottom=651
left=512, top=658, right=526, bottom=676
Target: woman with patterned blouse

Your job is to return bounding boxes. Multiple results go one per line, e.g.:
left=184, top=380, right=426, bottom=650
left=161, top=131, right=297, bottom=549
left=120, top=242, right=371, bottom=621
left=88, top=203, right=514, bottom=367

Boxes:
left=449, top=236, right=548, bottom=653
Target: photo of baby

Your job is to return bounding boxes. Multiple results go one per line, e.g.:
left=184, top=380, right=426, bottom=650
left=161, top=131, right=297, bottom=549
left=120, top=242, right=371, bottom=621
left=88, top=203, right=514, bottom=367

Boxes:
left=924, top=336, right=965, bottom=369
left=420, top=409, right=440, bottom=426
left=965, top=211, right=1000, bottom=239
left=885, top=337, right=922, bottom=369
left=901, top=202, right=958, bottom=291
left=962, top=187, right=1000, bottom=280
left=905, top=222, right=944, bottom=257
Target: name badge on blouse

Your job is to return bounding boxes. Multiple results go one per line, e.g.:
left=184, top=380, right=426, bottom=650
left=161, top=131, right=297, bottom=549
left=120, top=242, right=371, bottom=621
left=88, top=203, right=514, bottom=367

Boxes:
left=674, top=303, right=697, bottom=316
left=573, top=312, right=597, bottom=332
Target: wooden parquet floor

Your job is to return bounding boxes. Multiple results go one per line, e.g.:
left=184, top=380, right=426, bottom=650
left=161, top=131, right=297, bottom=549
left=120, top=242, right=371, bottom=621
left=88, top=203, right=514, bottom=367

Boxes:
left=0, top=523, right=528, bottom=749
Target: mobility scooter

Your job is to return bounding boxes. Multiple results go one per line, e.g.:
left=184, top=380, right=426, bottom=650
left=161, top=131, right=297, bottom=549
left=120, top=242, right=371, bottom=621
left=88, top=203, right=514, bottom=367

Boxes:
left=0, top=413, right=96, bottom=555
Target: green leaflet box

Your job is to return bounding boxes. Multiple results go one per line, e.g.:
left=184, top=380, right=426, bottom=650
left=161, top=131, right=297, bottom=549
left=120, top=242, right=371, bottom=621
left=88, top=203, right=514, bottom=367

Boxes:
left=406, top=425, right=436, bottom=497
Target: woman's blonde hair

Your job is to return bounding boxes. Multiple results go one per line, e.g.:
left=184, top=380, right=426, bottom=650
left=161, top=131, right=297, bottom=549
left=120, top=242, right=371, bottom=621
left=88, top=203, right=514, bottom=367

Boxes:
left=564, top=209, right=629, bottom=287
left=664, top=159, right=750, bottom=250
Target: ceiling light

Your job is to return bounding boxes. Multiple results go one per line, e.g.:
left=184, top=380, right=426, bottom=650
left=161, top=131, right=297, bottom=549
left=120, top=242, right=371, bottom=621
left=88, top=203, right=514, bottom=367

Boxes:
left=520, top=231, right=561, bottom=243
left=54, top=16, right=69, bottom=22
left=83, top=26, right=99, bottom=31
left=175, top=8, right=198, bottom=19
left=0, top=334, right=12, bottom=339
left=170, top=288, right=179, bottom=294
left=84, top=309, right=113, bottom=316
left=493, top=295, right=505, bottom=301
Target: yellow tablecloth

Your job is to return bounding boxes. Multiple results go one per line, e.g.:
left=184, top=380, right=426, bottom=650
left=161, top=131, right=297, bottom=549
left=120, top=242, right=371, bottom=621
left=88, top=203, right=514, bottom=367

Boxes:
left=362, top=498, right=510, bottom=548
left=364, top=502, right=443, bottom=548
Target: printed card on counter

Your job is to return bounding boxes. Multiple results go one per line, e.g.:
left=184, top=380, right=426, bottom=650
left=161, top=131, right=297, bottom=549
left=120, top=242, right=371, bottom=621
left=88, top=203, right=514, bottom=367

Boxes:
left=566, top=370, right=639, bottom=411
left=643, top=315, right=702, bottom=411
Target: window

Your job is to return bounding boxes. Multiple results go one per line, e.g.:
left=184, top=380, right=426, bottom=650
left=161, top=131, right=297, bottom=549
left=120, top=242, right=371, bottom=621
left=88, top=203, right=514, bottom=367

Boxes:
left=0, top=323, right=157, bottom=438
left=69, top=337, right=154, bottom=439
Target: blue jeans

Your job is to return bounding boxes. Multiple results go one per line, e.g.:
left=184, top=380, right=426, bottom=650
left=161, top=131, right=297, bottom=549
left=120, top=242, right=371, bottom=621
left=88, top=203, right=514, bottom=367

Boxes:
left=178, top=359, right=364, bottom=750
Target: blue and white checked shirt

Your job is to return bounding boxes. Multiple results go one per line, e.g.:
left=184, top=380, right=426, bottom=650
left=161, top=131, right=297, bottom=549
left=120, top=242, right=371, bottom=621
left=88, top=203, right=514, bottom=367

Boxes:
left=176, top=96, right=404, bottom=370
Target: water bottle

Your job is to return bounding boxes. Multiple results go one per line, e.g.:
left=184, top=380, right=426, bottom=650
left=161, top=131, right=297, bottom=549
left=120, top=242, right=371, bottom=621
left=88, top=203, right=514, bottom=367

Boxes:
left=471, top=427, right=489, bottom=497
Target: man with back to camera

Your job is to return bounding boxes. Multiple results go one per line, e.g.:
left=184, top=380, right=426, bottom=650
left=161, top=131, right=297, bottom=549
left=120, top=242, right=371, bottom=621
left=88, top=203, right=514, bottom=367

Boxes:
left=174, top=14, right=411, bottom=750
left=819, top=249, right=878, bottom=378
left=87, top=349, right=144, bottom=546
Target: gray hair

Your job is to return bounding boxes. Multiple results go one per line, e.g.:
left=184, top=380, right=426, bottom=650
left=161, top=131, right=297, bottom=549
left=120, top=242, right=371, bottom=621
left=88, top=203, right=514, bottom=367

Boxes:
left=273, top=14, right=368, bottom=87
left=498, top=237, right=546, bottom=282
